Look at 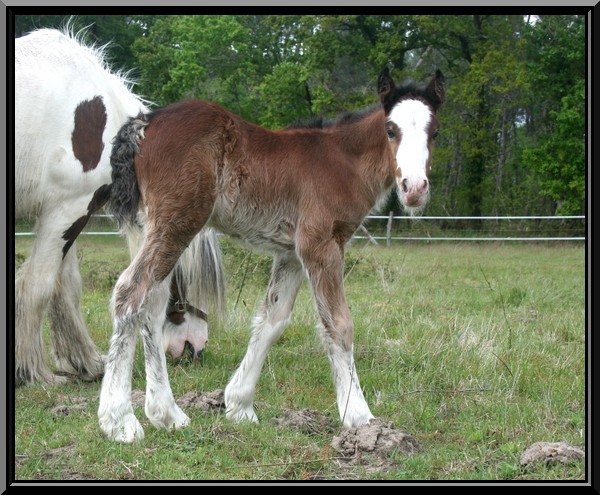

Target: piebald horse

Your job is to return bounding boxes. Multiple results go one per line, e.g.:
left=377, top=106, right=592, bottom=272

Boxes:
left=99, top=67, right=445, bottom=442
left=15, top=27, right=225, bottom=387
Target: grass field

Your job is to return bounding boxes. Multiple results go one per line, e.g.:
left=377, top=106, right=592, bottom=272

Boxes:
left=13, top=235, right=587, bottom=482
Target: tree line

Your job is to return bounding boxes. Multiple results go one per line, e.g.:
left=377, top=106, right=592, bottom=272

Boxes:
left=15, top=14, right=587, bottom=217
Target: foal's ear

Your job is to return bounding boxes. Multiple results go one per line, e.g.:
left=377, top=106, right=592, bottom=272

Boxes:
left=377, top=67, right=396, bottom=107
left=425, top=69, right=446, bottom=111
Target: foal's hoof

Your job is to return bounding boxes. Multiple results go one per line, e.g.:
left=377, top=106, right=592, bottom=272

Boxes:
left=342, top=412, right=376, bottom=429
left=145, top=397, right=191, bottom=432
left=224, top=385, right=259, bottom=424
left=225, top=406, right=259, bottom=424
left=99, top=413, right=145, bottom=443
left=148, top=406, right=190, bottom=431
left=170, top=407, right=191, bottom=430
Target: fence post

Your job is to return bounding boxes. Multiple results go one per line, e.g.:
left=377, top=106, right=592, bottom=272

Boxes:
left=386, top=211, right=394, bottom=247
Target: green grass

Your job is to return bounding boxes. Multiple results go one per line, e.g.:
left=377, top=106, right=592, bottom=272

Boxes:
left=13, top=236, right=586, bottom=481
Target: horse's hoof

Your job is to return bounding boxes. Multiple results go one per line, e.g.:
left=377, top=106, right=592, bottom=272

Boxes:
left=16, top=370, right=69, bottom=387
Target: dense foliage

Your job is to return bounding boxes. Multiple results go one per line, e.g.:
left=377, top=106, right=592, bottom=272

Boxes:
left=14, top=14, right=587, bottom=216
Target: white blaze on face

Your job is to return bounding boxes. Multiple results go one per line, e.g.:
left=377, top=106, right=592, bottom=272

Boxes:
left=388, top=99, right=432, bottom=209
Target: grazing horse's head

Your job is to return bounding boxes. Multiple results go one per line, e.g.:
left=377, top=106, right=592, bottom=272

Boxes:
left=378, top=68, right=445, bottom=212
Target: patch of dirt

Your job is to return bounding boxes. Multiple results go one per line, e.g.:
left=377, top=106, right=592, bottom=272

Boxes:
left=43, top=445, right=78, bottom=459
left=269, top=411, right=420, bottom=476
left=330, top=418, right=421, bottom=473
left=177, top=389, right=225, bottom=411
left=129, top=388, right=226, bottom=412
left=131, top=389, right=146, bottom=407
left=520, top=442, right=585, bottom=466
left=269, top=411, right=420, bottom=478
left=271, top=408, right=337, bottom=435
left=50, top=395, right=90, bottom=416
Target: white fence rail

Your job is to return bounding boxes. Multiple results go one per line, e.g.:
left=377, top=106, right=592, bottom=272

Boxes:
left=15, top=214, right=585, bottom=242
left=356, top=214, right=585, bottom=244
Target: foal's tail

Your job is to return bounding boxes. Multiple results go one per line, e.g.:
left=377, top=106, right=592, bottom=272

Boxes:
left=108, top=112, right=227, bottom=324
left=109, top=112, right=149, bottom=228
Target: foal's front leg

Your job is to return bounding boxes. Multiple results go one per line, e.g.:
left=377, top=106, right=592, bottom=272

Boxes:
left=225, top=253, right=305, bottom=423
left=299, top=239, right=375, bottom=429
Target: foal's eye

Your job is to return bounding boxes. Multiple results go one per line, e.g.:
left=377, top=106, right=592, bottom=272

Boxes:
left=386, top=129, right=396, bottom=139
left=432, top=130, right=439, bottom=140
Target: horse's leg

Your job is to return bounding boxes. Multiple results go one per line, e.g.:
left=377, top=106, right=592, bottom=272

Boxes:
left=225, top=253, right=305, bottom=423
left=98, top=230, right=199, bottom=442
left=297, top=237, right=375, bottom=428
left=15, top=215, right=76, bottom=386
left=48, top=243, right=105, bottom=381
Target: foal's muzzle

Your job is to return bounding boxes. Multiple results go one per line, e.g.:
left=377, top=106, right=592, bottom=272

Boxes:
left=399, top=177, right=429, bottom=208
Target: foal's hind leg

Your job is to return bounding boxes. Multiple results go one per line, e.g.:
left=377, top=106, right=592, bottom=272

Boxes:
left=98, top=254, right=151, bottom=443
left=99, top=233, right=194, bottom=442
left=298, top=237, right=375, bottom=428
left=49, top=245, right=105, bottom=381
left=140, top=272, right=190, bottom=432
left=225, top=253, right=305, bottom=423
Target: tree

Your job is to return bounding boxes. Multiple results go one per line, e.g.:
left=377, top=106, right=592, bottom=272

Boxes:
left=132, top=15, right=269, bottom=120
left=521, top=15, right=585, bottom=215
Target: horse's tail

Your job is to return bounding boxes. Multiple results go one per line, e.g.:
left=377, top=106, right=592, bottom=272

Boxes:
left=109, top=111, right=226, bottom=325
left=108, top=112, right=149, bottom=229
left=121, top=224, right=226, bottom=326
left=176, top=228, right=227, bottom=325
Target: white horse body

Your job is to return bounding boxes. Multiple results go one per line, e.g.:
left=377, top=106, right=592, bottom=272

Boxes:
left=16, top=29, right=144, bottom=218
left=15, top=28, right=225, bottom=386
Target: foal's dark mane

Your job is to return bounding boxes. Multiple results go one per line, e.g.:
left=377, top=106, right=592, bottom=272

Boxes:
left=287, top=79, right=428, bottom=130
left=287, top=104, right=381, bottom=130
